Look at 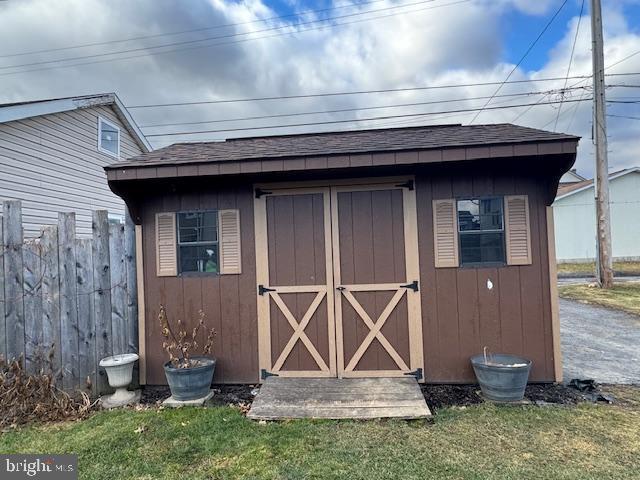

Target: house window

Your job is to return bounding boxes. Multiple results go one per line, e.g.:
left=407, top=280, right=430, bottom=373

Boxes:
left=98, top=117, right=120, bottom=157
left=457, top=197, right=506, bottom=266
left=177, top=211, right=218, bottom=274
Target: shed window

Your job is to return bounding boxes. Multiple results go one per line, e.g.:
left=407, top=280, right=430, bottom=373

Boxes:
left=457, top=198, right=506, bottom=266
left=98, top=117, right=120, bottom=157
left=177, top=211, right=218, bottom=274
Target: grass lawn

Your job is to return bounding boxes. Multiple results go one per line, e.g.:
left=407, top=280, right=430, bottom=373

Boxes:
left=2, top=398, right=640, bottom=480
left=558, top=282, right=640, bottom=316
left=557, top=261, right=640, bottom=276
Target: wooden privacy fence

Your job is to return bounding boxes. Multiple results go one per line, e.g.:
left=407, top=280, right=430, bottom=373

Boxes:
left=0, top=200, right=138, bottom=396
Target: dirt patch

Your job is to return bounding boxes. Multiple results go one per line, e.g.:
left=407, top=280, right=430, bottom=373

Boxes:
left=422, top=383, right=583, bottom=412
left=140, top=384, right=258, bottom=407
left=421, top=384, right=483, bottom=411
left=525, top=383, right=582, bottom=405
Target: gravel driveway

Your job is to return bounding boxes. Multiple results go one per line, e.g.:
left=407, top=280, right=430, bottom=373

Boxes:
left=561, top=298, right=640, bottom=384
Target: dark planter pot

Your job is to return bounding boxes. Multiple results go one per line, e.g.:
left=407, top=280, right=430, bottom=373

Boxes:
left=470, top=353, right=532, bottom=402
left=163, top=356, right=216, bottom=401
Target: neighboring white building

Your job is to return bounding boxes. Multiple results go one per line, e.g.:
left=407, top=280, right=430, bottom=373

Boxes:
left=553, top=167, right=640, bottom=262
left=0, top=93, right=151, bottom=236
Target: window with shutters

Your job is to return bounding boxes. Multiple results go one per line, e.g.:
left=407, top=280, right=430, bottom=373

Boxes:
left=177, top=211, right=219, bottom=274
left=457, top=197, right=506, bottom=266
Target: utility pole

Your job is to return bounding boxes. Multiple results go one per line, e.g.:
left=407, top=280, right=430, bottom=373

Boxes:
left=590, top=0, right=614, bottom=288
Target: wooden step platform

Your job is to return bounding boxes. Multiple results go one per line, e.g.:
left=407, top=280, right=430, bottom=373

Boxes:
left=247, top=377, right=431, bottom=420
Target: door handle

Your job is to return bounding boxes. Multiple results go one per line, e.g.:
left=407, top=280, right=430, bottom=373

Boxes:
left=336, top=286, right=346, bottom=291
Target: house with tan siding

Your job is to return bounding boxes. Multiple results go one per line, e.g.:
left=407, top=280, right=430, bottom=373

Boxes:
left=0, top=93, right=151, bottom=237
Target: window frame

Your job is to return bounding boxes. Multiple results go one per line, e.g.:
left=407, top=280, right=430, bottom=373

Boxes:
left=97, top=116, right=121, bottom=158
left=176, top=209, right=219, bottom=276
left=456, top=196, right=507, bottom=268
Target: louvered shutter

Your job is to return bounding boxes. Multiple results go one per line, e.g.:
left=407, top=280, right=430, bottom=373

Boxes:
left=505, top=195, right=532, bottom=265
left=155, top=212, right=177, bottom=276
left=219, top=209, right=242, bottom=274
left=433, top=199, right=459, bottom=268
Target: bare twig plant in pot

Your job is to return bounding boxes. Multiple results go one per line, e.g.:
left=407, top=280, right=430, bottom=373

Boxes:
left=159, top=305, right=217, bottom=401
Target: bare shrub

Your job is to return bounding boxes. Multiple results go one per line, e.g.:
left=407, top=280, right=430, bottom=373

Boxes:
left=159, top=305, right=216, bottom=368
left=0, top=352, right=93, bottom=428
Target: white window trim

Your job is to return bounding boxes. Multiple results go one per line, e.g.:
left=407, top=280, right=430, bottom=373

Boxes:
left=97, top=116, right=121, bottom=158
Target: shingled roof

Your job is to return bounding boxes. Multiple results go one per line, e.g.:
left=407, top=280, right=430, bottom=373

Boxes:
left=109, top=123, right=578, bottom=169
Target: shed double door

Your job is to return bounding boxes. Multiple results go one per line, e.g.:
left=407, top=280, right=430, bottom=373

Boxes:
left=255, top=180, right=423, bottom=379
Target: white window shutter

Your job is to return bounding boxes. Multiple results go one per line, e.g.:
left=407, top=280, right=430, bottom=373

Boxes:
left=433, top=199, right=459, bottom=268
left=505, top=195, right=532, bottom=265
left=155, top=212, right=177, bottom=276
left=219, top=209, right=242, bottom=274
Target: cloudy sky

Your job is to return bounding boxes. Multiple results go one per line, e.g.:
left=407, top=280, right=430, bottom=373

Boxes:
left=0, top=0, right=639, bottom=175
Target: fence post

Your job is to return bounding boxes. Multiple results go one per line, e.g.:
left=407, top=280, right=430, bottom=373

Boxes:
left=3, top=200, right=25, bottom=361
left=41, top=225, right=61, bottom=379
left=59, top=212, right=79, bottom=391
left=92, top=210, right=112, bottom=394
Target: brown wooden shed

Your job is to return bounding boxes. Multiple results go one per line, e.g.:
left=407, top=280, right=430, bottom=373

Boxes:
left=106, top=124, right=579, bottom=385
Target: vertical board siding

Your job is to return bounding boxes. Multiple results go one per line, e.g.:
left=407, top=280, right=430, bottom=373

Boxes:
left=417, top=171, right=555, bottom=382
left=0, top=104, right=144, bottom=238
left=142, top=186, right=258, bottom=384
left=1, top=201, right=138, bottom=395
left=137, top=169, right=556, bottom=384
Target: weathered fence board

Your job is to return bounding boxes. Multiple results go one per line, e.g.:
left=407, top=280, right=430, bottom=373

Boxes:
left=76, top=238, right=97, bottom=395
left=41, top=225, right=61, bottom=378
left=23, top=239, right=43, bottom=373
left=4, top=200, right=24, bottom=360
left=59, top=212, right=79, bottom=391
left=1, top=201, right=138, bottom=396
left=124, top=213, right=138, bottom=356
left=0, top=214, right=6, bottom=359
left=109, top=223, right=127, bottom=356
left=92, top=210, right=112, bottom=394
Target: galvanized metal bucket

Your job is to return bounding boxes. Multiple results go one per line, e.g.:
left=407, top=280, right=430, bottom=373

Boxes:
left=164, top=356, right=216, bottom=401
left=470, top=353, right=532, bottom=402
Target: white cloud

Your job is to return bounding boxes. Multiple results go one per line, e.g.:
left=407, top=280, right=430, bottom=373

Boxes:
left=0, top=0, right=638, bottom=176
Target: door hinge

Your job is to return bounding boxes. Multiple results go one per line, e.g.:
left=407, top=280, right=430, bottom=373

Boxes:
left=261, top=369, right=279, bottom=380
left=404, top=368, right=423, bottom=380
left=395, top=180, right=414, bottom=190
left=258, top=285, right=276, bottom=296
left=400, top=280, right=419, bottom=292
left=255, top=188, right=272, bottom=198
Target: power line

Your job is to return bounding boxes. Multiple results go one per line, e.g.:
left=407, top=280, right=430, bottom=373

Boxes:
left=139, top=86, right=589, bottom=128
left=144, top=97, right=593, bottom=137
left=0, top=0, right=388, bottom=59
left=469, top=0, right=570, bottom=124
left=554, top=0, right=585, bottom=131
left=607, top=113, right=640, bottom=121
left=125, top=73, right=637, bottom=109
left=0, top=0, right=452, bottom=73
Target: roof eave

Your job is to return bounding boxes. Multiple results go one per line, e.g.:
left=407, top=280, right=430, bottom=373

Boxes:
left=554, top=167, right=640, bottom=201
left=0, top=93, right=152, bottom=153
